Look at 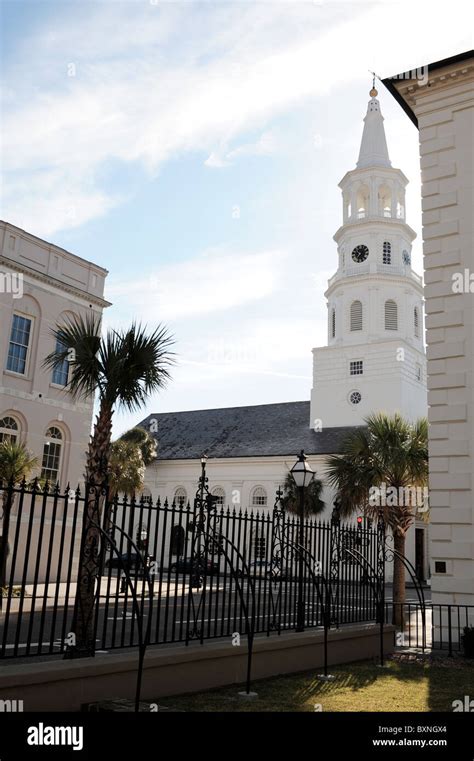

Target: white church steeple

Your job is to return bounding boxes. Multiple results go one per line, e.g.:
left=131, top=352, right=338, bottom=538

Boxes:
left=357, top=86, right=391, bottom=169
left=310, top=86, right=427, bottom=429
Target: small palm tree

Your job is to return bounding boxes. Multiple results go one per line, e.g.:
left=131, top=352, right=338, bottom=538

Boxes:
left=325, top=413, right=428, bottom=625
left=108, top=440, right=146, bottom=500
left=119, top=427, right=157, bottom=467
left=281, top=472, right=325, bottom=516
left=44, top=314, right=174, bottom=656
left=0, top=441, right=38, bottom=589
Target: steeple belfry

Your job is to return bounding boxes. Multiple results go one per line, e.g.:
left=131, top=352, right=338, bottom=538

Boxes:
left=357, top=87, right=391, bottom=169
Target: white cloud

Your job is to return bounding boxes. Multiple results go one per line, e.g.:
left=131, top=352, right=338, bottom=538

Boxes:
left=106, top=247, right=289, bottom=322
left=3, top=0, right=470, bottom=235
left=204, top=130, right=278, bottom=168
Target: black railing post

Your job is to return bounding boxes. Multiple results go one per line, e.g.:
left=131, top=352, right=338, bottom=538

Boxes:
left=329, top=502, right=341, bottom=627
left=448, top=605, right=453, bottom=657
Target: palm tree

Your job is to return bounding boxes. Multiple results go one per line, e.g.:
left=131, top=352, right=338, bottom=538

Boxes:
left=0, top=441, right=38, bottom=589
left=324, top=413, right=428, bottom=625
left=281, top=472, right=325, bottom=516
left=108, top=440, right=146, bottom=500
left=119, top=426, right=157, bottom=467
left=44, top=314, right=174, bottom=656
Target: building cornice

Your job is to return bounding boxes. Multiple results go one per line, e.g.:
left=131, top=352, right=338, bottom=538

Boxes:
left=0, top=255, right=111, bottom=309
left=325, top=271, right=424, bottom=299
left=338, top=165, right=409, bottom=189
left=382, top=50, right=474, bottom=128
left=333, top=217, right=417, bottom=243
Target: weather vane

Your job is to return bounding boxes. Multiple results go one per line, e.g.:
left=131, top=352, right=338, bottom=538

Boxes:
left=368, top=70, right=380, bottom=98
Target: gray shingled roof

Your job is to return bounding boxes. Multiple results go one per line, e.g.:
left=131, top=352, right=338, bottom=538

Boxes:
left=139, top=401, right=359, bottom=460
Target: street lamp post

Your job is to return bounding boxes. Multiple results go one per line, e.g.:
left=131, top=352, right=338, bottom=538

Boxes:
left=290, top=450, right=314, bottom=633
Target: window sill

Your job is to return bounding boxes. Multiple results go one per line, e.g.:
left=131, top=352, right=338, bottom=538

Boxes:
left=3, top=369, right=29, bottom=380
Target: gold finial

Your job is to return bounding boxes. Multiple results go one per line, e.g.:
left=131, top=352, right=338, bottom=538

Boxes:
left=369, top=71, right=378, bottom=98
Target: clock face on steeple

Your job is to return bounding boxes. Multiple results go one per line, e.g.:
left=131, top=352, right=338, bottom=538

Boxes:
left=351, top=244, right=369, bottom=263
left=402, top=250, right=411, bottom=265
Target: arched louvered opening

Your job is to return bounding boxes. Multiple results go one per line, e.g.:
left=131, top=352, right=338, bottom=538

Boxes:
left=414, top=306, right=420, bottom=338
left=331, top=308, right=336, bottom=339
left=385, top=300, right=398, bottom=331
left=350, top=300, right=363, bottom=331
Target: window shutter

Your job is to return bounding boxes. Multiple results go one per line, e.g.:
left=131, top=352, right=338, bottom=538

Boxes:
left=350, top=300, right=363, bottom=331
left=385, top=300, right=398, bottom=330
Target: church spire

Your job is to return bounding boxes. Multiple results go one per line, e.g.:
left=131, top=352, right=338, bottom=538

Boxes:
left=356, top=83, right=391, bottom=169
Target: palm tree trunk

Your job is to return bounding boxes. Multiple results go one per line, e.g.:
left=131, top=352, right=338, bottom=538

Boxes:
left=392, top=532, right=406, bottom=629
left=68, top=401, right=113, bottom=658
left=0, top=485, right=15, bottom=591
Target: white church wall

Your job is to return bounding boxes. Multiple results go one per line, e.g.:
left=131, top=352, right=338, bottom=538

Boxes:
left=141, top=455, right=431, bottom=585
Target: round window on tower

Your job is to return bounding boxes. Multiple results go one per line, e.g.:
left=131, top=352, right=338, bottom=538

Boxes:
left=349, top=390, right=362, bottom=405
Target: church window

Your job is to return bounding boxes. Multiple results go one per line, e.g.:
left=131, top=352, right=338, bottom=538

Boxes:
left=212, top=487, right=225, bottom=506
left=331, top=308, right=336, bottom=338
left=350, top=300, right=363, bottom=331
left=416, top=364, right=422, bottom=382
left=251, top=486, right=268, bottom=507
left=349, top=391, right=362, bottom=405
left=384, top=300, right=398, bottom=331
left=350, top=360, right=363, bottom=376
left=382, top=241, right=391, bottom=264
left=174, top=487, right=187, bottom=507
left=414, top=307, right=420, bottom=338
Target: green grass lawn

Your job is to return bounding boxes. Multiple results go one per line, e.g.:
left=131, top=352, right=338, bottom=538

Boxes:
left=154, top=656, right=474, bottom=712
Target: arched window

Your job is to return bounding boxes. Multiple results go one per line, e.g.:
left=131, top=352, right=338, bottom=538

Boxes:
left=330, top=308, right=336, bottom=339
left=350, top=300, right=363, bottom=331
left=385, top=300, right=398, bottom=331
left=414, top=306, right=420, bottom=338
left=382, top=241, right=391, bottom=264
left=251, top=487, right=268, bottom=507
left=212, top=487, right=225, bottom=507
left=378, top=184, right=392, bottom=217
left=0, top=416, right=19, bottom=443
left=174, top=487, right=187, bottom=507
left=41, top=426, right=63, bottom=483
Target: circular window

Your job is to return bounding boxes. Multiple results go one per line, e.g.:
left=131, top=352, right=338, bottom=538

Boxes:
left=402, top=250, right=411, bottom=265
left=349, top=391, right=362, bottom=405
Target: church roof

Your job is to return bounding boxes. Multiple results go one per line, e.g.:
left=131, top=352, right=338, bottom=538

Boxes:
left=357, top=88, right=391, bottom=169
left=139, top=401, right=360, bottom=460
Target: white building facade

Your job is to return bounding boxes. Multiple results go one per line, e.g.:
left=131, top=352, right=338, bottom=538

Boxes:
left=0, top=220, right=109, bottom=486
left=384, top=51, right=474, bottom=609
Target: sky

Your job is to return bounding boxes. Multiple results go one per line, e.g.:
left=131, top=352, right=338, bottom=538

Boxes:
left=1, top=0, right=472, bottom=436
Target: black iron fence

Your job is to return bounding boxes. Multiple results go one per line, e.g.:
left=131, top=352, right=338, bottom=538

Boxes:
left=0, top=480, right=381, bottom=659
left=389, top=602, right=474, bottom=654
